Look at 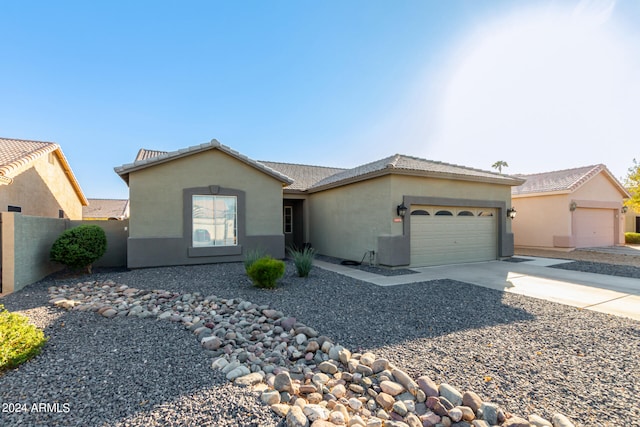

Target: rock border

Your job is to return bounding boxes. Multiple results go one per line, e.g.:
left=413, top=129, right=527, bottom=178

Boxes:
left=48, top=281, right=575, bottom=427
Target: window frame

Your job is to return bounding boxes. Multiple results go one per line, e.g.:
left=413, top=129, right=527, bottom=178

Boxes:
left=283, top=206, right=293, bottom=234
left=184, top=186, right=245, bottom=258
left=192, top=194, right=238, bottom=247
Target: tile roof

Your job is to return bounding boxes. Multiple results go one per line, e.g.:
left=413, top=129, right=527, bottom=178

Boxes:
left=115, top=140, right=294, bottom=185
left=135, top=148, right=169, bottom=162
left=512, top=164, right=630, bottom=196
left=83, top=199, right=130, bottom=219
left=122, top=145, right=524, bottom=192
left=0, top=137, right=88, bottom=205
left=0, top=137, right=58, bottom=177
left=259, top=161, right=347, bottom=191
left=309, top=154, right=524, bottom=190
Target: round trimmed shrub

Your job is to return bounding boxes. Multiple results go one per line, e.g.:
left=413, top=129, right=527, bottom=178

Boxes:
left=0, top=304, right=48, bottom=373
left=50, top=225, right=107, bottom=273
left=247, top=256, right=285, bottom=289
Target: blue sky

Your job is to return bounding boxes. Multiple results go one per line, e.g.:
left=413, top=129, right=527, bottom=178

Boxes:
left=2, top=0, right=639, bottom=199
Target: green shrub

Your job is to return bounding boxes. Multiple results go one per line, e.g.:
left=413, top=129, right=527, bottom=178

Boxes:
left=288, top=245, right=316, bottom=277
left=0, top=305, right=48, bottom=373
left=244, top=248, right=266, bottom=273
left=625, top=232, right=640, bottom=244
left=50, top=225, right=107, bottom=273
left=247, top=256, right=285, bottom=289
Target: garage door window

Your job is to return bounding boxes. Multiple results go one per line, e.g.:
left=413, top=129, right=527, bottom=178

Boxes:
left=478, top=211, right=494, bottom=216
left=435, top=210, right=453, bottom=216
left=411, top=209, right=430, bottom=215
left=458, top=210, right=474, bottom=216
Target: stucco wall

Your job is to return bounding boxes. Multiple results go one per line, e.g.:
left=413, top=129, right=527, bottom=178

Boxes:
left=308, top=176, right=391, bottom=261
left=390, top=174, right=514, bottom=232
left=625, top=208, right=639, bottom=233
left=0, top=154, right=83, bottom=219
left=307, top=174, right=515, bottom=264
left=1, top=214, right=129, bottom=294
left=512, top=193, right=571, bottom=248
left=1, top=212, right=66, bottom=293
left=572, top=173, right=625, bottom=202
left=129, top=150, right=283, bottom=239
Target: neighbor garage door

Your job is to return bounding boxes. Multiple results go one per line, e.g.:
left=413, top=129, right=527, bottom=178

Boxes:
left=410, top=206, right=498, bottom=267
left=574, top=208, right=614, bottom=248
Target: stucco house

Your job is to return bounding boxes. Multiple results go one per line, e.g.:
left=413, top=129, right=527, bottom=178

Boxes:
left=115, top=139, right=524, bottom=269
left=0, top=137, right=88, bottom=219
left=512, top=164, right=629, bottom=249
left=83, top=198, right=130, bottom=220
left=625, top=205, right=639, bottom=233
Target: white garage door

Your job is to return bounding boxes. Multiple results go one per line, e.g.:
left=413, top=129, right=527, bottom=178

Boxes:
left=410, top=206, right=498, bottom=267
left=574, top=208, right=614, bottom=248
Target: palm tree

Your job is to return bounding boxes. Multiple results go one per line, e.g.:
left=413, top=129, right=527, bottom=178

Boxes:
left=492, top=160, right=509, bottom=173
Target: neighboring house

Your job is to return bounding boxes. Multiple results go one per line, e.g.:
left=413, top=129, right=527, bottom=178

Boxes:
left=625, top=205, right=640, bottom=233
left=0, top=137, right=88, bottom=219
left=512, top=165, right=629, bottom=249
left=115, top=139, right=524, bottom=269
left=83, top=198, right=130, bottom=220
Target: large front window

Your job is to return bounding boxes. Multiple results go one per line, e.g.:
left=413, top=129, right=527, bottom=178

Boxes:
left=192, top=195, right=237, bottom=247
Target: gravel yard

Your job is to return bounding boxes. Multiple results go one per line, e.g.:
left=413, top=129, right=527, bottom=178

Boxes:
left=1, top=257, right=639, bottom=427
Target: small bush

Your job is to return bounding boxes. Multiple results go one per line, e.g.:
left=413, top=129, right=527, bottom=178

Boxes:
left=244, top=248, right=266, bottom=273
left=625, top=232, right=640, bottom=244
left=288, top=246, right=316, bottom=277
left=0, top=305, right=48, bottom=373
left=247, top=256, right=285, bottom=289
left=50, top=225, right=107, bottom=273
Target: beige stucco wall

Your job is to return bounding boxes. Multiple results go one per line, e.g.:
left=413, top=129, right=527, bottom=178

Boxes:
left=128, top=149, right=283, bottom=239
left=308, top=176, right=392, bottom=261
left=390, top=174, right=514, bottom=233
left=572, top=173, right=625, bottom=203
left=308, top=174, right=515, bottom=262
left=512, top=193, right=571, bottom=248
left=625, top=207, right=639, bottom=233
left=0, top=154, right=83, bottom=219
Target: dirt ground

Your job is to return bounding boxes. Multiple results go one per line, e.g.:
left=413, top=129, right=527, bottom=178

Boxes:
left=515, top=246, right=640, bottom=267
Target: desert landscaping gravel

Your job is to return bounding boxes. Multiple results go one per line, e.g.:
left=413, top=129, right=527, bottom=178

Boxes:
left=1, top=260, right=639, bottom=427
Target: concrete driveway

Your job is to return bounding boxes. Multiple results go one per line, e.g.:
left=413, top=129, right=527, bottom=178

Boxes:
left=315, top=257, right=640, bottom=321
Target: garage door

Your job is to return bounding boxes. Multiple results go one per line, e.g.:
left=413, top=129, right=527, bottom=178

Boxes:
left=574, top=208, right=614, bottom=248
left=410, top=206, right=498, bottom=267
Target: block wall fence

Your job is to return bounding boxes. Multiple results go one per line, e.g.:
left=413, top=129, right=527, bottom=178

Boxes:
left=0, top=212, right=128, bottom=294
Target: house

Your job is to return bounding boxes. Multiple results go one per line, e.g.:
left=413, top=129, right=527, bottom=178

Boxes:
left=625, top=205, right=639, bottom=233
left=512, top=164, right=629, bottom=249
left=115, top=139, right=524, bottom=269
left=0, top=137, right=88, bottom=219
left=83, top=199, right=130, bottom=220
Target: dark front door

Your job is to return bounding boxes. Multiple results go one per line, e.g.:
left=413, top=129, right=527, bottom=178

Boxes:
left=283, top=199, right=304, bottom=250
left=636, top=216, right=640, bottom=233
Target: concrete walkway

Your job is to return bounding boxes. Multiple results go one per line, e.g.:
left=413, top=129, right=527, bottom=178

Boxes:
left=315, top=258, right=640, bottom=321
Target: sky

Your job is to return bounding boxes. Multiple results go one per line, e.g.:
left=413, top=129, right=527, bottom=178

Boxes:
left=1, top=0, right=639, bottom=199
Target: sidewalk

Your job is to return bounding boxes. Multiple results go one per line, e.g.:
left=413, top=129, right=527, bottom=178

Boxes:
left=314, top=258, right=640, bottom=321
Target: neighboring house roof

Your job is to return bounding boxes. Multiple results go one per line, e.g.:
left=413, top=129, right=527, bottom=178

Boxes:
left=114, top=140, right=294, bottom=185
left=512, top=164, right=630, bottom=197
left=83, top=198, right=130, bottom=220
left=307, top=154, right=525, bottom=192
left=0, top=137, right=88, bottom=205
left=259, top=161, right=347, bottom=192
